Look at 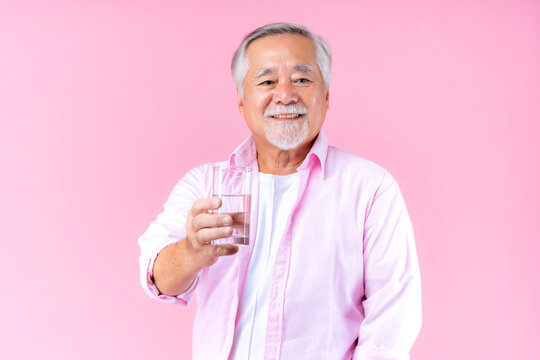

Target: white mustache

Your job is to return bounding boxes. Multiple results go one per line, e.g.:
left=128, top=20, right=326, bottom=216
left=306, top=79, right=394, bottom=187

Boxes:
left=264, top=104, right=308, bottom=117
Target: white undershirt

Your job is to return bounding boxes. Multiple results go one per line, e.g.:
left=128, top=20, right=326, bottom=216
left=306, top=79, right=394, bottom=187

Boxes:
left=230, top=172, right=300, bottom=360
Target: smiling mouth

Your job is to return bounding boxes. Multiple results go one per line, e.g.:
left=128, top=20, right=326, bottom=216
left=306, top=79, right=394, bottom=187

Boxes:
left=270, top=113, right=305, bottom=119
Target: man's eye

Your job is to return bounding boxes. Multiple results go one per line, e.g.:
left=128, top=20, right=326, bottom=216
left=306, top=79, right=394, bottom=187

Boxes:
left=295, top=78, right=311, bottom=84
left=259, top=80, right=274, bottom=86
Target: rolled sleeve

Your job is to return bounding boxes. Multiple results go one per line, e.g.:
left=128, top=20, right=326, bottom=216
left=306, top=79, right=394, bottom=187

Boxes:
left=140, top=238, right=201, bottom=305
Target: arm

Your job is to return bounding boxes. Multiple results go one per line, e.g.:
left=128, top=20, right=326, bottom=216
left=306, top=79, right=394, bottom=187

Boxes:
left=353, top=174, right=422, bottom=359
left=152, top=197, right=239, bottom=296
left=138, top=169, right=239, bottom=304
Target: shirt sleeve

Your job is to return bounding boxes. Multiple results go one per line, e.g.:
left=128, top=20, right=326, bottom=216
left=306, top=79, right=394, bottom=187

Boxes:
left=353, top=172, right=422, bottom=359
left=138, top=167, right=206, bottom=306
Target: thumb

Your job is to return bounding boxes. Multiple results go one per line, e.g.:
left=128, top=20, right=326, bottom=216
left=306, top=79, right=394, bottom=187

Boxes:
left=210, top=244, right=239, bottom=257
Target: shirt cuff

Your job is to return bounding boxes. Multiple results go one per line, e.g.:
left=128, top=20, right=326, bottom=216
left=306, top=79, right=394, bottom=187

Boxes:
left=143, top=239, right=200, bottom=305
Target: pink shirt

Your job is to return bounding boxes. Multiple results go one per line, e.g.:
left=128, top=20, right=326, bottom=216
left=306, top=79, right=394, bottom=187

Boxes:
left=138, top=131, right=422, bottom=360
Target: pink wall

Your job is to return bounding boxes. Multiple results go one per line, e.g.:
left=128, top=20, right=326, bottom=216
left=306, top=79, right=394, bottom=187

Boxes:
left=1, top=1, right=539, bottom=359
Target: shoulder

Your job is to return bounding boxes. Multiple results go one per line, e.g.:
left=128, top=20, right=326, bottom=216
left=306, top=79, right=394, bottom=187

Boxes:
left=171, top=160, right=228, bottom=199
left=326, top=146, right=395, bottom=187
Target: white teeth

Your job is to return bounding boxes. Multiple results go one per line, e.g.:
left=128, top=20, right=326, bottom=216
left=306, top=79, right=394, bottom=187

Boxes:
left=272, top=114, right=301, bottom=119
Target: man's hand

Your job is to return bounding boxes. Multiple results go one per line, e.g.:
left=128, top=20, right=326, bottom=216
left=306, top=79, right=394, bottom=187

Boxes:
left=184, top=197, right=239, bottom=268
left=152, top=197, right=239, bottom=296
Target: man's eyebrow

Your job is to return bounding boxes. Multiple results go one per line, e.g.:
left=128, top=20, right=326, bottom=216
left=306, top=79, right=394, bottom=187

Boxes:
left=254, top=67, right=274, bottom=78
left=254, top=64, right=315, bottom=78
left=293, top=64, right=315, bottom=73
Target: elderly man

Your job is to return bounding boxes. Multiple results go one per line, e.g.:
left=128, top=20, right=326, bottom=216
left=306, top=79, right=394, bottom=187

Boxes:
left=139, top=23, right=421, bottom=360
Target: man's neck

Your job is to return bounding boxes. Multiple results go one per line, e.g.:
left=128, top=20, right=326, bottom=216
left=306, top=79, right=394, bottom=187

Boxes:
left=255, top=137, right=316, bottom=175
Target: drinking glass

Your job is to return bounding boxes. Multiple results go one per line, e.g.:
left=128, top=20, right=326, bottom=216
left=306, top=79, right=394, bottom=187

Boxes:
left=211, top=165, right=252, bottom=246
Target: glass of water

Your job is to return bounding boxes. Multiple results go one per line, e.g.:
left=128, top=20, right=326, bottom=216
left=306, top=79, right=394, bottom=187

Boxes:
left=211, top=165, right=252, bottom=246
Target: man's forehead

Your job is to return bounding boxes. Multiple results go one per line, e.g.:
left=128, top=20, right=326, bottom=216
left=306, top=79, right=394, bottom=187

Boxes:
left=246, top=34, right=318, bottom=75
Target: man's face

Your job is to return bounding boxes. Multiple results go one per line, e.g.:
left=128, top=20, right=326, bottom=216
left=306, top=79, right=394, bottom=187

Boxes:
left=237, top=34, right=329, bottom=151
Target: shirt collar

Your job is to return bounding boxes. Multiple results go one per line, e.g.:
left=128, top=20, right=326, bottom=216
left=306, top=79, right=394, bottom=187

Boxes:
left=296, top=129, right=328, bottom=179
left=228, top=136, right=258, bottom=168
left=228, top=129, right=329, bottom=179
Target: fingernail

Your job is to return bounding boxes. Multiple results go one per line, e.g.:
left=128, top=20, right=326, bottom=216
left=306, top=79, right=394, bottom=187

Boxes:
left=221, top=216, right=231, bottom=225
left=222, top=227, right=231, bottom=235
left=212, top=198, right=220, bottom=207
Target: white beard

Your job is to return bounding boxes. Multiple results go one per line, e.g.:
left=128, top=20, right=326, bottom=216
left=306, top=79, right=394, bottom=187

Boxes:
left=264, top=117, right=309, bottom=150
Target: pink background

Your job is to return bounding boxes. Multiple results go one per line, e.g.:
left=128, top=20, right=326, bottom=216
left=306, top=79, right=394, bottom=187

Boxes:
left=1, top=0, right=539, bottom=359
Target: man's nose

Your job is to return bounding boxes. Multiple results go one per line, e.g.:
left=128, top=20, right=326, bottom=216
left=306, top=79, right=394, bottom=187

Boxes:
left=272, top=81, right=298, bottom=104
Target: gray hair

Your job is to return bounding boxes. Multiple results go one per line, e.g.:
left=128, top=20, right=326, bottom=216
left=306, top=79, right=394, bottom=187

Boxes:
left=231, top=23, right=332, bottom=97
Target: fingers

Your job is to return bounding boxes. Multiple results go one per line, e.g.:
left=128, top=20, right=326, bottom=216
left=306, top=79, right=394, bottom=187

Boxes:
left=185, top=197, right=240, bottom=263
left=188, top=197, right=233, bottom=245
left=192, top=213, right=232, bottom=232
left=193, top=226, right=233, bottom=245
left=190, top=210, right=233, bottom=246
left=190, top=197, right=222, bottom=217
left=230, top=211, right=249, bottom=226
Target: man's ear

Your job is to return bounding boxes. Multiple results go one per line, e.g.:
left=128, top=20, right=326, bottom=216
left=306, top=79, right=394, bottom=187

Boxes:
left=325, top=87, right=330, bottom=107
left=236, top=89, right=244, bottom=116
